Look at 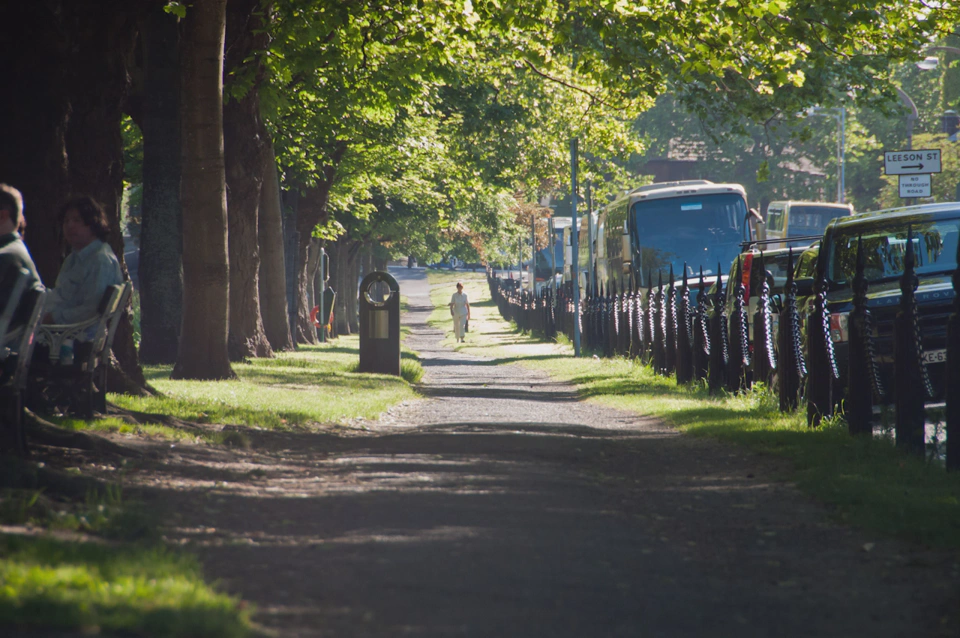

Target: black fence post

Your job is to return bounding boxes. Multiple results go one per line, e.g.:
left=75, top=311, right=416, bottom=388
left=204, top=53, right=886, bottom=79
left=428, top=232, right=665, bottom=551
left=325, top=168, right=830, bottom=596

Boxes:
left=693, top=267, right=710, bottom=382
left=895, top=226, right=931, bottom=456
left=643, top=270, right=655, bottom=365
left=653, top=272, right=666, bottom=374
left=805, top=266, right=839, bottom=427
left=752, top=252, right=776, bottom=388
left=676, top=267, right=693, bottom=385
left=617, top=283, right=631, bottom=357
left=665, top=266, right=677, bottom=375
left=846, top=236, right=877, bottom=436
left=778, top=249, right=805, bottom=412
left=728, top=257, right=750, bottom=393
left=708, top=263, right=727, bottom=394
left=629, top=278, right=642, bottom=360
left=948, top=228, right=960, bottom=470
left=607, top=280, right=618, bottom=358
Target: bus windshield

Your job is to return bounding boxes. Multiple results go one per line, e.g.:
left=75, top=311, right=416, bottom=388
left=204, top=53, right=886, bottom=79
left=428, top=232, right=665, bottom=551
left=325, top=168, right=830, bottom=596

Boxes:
left=631, top=192, right=746, bottom=281
left=788, top=205, right=848, bottom=234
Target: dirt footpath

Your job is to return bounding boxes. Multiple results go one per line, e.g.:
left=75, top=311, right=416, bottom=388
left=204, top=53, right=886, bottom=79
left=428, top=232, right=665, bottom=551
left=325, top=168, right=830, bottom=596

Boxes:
left=127, top=269, right=958, bottom=637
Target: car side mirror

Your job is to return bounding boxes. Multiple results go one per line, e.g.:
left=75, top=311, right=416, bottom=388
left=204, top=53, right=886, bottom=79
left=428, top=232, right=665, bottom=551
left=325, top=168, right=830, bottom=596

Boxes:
left=793, top=277, right=815, bottom=297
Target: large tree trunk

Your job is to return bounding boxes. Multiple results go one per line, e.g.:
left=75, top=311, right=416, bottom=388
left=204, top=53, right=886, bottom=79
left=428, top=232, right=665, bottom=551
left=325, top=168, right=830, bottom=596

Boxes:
left=63, top=3, right=148, bottom=389
left=224, top=0, right=272, bottom=361
left=138, top=5, right=183, bottom=365
left=172, top=0, right=234, bottom=380
left=0, top=4, right=72, bottom=282
left=258, top=141, right=294, bottom=351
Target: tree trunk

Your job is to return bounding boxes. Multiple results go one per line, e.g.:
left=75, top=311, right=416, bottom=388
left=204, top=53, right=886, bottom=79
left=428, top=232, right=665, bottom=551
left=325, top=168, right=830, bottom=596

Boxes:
left=281, top=191, right=300, bottom=345
left=347, top=241, right=361, bottom=333
left=331, top=240, right=352, bottom=336
left=292, top=184, right=336, bottom=344
left=138, top=4, right=183, bottom=365
left=0, top=4, right=72, bottom=283
left=289, top=146, right=345, bottom=342
left=63, top=5, right=147, bottom=388
left=258, top=141, right=294, bottom=351
left=172, top=0, right=235, bottom=380
left=305, top=238, right=320, bottom=333
left=224, top=0, right=271, bottom=361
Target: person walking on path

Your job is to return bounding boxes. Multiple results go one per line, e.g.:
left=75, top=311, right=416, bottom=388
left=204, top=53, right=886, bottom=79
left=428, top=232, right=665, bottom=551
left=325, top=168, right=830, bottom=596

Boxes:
left=448, top=281, right=470, bottom=343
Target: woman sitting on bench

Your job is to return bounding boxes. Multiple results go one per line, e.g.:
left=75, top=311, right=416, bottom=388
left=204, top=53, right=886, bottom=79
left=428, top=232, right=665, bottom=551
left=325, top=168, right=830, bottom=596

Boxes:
left=43, top=196, right=123, bottom=331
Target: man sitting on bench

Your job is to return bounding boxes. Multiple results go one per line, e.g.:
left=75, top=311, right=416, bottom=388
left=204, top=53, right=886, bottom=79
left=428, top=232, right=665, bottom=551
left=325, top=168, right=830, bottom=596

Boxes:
left=0, top=184, right=42, bottom=324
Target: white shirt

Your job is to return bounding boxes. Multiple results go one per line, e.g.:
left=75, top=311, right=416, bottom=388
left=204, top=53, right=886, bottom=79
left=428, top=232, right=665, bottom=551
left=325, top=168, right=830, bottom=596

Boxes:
left=450, top=291, right=469, bottom=315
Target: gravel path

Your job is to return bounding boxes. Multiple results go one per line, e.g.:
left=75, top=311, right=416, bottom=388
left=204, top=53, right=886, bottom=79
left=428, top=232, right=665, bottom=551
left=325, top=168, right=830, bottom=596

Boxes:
left=133, top=269, right=957, bottom=637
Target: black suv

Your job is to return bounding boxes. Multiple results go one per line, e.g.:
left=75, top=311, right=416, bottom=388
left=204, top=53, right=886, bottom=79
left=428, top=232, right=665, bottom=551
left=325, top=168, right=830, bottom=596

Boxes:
left=796, top=203, right=959, bottom=400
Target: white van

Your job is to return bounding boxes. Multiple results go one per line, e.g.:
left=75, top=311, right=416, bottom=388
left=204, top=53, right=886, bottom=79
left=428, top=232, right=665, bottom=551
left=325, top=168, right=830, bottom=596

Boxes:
left=764, top=201, right=853, bottom=248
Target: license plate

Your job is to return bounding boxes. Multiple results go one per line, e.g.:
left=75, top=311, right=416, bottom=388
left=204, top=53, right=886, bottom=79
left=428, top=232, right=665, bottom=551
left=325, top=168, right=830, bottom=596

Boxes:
left=922, top=349, right=947, bottom=364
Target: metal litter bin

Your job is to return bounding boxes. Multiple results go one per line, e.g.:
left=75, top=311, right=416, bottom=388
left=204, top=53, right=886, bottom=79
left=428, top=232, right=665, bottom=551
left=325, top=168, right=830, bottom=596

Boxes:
left=358, top=271, right=400, bottom=375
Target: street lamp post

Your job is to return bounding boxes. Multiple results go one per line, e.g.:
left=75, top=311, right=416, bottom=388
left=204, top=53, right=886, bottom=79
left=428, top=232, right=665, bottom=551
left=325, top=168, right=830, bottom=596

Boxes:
left=571, top=138, right=581, bottom=357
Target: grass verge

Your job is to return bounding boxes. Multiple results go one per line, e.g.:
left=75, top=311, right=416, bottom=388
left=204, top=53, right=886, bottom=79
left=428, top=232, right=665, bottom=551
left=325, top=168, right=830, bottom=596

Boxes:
left=455, top=274, right=960, bottom=550
left=0, top=534, right=250, bottom=637
left=108, top=337, right=420, bottom=434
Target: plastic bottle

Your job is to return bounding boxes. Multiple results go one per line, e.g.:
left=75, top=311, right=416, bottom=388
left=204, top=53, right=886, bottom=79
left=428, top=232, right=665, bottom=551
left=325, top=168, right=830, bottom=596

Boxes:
left=59, top=338, right=74, bottom=366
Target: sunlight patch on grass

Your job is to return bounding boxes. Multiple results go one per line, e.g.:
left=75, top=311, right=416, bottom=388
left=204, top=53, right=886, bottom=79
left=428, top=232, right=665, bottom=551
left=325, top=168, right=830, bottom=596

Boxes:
left=110, top=338, right=419, bottom=430
left=0, top=535, right=251, bottom=637
left=49, top=416, right=226, bottom=445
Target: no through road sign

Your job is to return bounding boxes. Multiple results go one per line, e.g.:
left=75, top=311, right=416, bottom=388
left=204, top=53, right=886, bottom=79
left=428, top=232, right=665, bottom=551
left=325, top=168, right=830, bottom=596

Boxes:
left=884, top=149, right=941, bottom=175
left=899, top=174, right=932, bottom=198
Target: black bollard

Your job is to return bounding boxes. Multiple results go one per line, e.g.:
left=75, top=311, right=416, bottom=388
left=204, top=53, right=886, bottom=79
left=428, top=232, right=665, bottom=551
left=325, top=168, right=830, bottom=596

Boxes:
left=752, top=252, right=777, bottom=388
left=693, top=267, right=710, bottom=382
left=778, top=249, right=806, bottom=411
left=895, top=226, right=932, bottom=456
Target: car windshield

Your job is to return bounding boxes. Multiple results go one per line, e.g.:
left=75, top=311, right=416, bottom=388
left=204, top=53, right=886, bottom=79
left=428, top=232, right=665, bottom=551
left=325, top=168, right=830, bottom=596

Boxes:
left=788, top=206, right=848, bottom=233
left=828, top=217, right=960, bottom=285
left=763, top=252, right=794, bottom=282
left=632, top=193, right=746, bottom=280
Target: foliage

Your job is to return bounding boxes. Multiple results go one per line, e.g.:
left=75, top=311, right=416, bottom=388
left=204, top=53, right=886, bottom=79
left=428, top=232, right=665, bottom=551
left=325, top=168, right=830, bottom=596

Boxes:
left=254, top=0, right=959, bottom=267
left=120, top=115, right=143, bottom=238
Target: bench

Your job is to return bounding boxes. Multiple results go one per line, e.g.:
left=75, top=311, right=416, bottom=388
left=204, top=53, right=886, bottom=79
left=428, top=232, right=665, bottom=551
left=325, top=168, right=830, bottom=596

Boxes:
left=29, top=281, right=132, bottom=419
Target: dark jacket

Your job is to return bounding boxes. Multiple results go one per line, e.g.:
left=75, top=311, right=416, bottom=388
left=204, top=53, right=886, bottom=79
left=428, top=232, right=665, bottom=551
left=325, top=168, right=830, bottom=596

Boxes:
left=0, top=231, right=43, bottom=327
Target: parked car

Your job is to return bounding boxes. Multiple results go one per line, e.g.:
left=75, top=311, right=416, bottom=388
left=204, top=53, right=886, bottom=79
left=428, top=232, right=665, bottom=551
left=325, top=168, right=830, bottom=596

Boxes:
left=762, top=200, right=854, bottom=248
left=795, top=202, right=959, bottom=401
